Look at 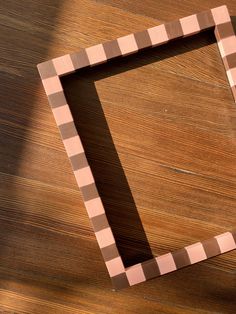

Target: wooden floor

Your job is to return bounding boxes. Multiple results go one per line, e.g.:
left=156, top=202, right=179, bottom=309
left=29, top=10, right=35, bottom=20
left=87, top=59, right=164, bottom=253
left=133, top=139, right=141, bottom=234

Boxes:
left=0, top=0, right=236, bottom=313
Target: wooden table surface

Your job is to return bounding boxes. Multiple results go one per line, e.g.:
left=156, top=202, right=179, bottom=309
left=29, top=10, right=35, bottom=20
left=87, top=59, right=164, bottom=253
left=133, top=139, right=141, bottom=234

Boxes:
left=0, top=0, right=236, bottom=313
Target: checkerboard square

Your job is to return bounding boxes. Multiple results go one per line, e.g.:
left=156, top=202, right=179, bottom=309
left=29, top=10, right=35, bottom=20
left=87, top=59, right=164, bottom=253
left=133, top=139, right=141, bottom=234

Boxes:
left=185, top=242, right=207, bottom=264
left=126, top=264, right=146, bottom=286
left=42, top=76, right=62, bottom=95
left=105, top=257, right=124, bottom=277
left=52, top=105, right=73, bottom=126
left=86, top=44, right=107, bottom=65
left=53, top=54, right=75, bottom=76
left=95, top=227, right=115, bottom=249
left=156, top=253, right=176, bottom=275
left=74, top=166, right=94, bottom=187
left=180, top=14, right=200, bottom=36
left=218, top=36, right=236, bottom=57
left=117, top=34, right=138, bottom=56
left=215, top=232, right=236, bottom=253
left=63, top=136, right=84, bottom=157
left=147, top=24, right=169, bottom=46
left=227, top=68, right=236, bottom=87
left=211, top=5, right=230, bottom=25
left=85, top=197, right=105, bottom=218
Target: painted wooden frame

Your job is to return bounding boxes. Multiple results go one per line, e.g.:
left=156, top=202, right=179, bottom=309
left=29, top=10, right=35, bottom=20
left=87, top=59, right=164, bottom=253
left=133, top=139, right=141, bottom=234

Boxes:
left=38, top=5, right=236, bottom=290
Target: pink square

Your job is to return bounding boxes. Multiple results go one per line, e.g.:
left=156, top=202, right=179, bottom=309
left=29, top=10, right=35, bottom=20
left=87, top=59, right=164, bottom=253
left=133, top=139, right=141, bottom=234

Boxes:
left=147, top=24, right=169, bottom=46
left=211, top=5, right=230, bottom=25
left=126, top=264, right=146, bottom=286
left=227, top=68, right=236, bottom=87
left=52, top=105, right=73, bottom=126
left=42, top=76, right=62, bottom=95
left=85, top=197, right=105, bottom=218
left=215, top=232, right=236, bottom=253
left=53, top=54, right=75, bottom=76
left=155, top=253, right=176, bottom=275
left=63, top=136, right=84, bottom=157
left=117, top=34, right=138, bottom=56
left=180, top=14, right=200, bottom=36
left=105, top=257, right=125, bottom=277
left=74, top=166, right=94, bottom=187
left=86, top=44, right=107, bottom=65
left=95, top=227, right=115, bottom=249
left=219, top=36, right=236, bottom=58
left=185, top=242, right=207, bottom=264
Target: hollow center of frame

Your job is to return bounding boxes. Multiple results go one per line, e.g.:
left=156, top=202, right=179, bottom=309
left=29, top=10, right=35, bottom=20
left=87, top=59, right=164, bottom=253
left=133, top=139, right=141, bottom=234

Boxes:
left=61, top=30, right=236, bottom=268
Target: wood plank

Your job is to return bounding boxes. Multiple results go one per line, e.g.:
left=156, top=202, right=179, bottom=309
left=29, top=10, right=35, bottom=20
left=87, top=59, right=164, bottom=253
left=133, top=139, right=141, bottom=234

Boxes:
left=96, top=0, right=236, bottom=23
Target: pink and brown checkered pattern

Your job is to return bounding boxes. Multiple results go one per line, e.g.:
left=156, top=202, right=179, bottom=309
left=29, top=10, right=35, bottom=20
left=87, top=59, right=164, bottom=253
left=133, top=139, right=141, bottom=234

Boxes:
left=38, top=5, right=236, bottom=290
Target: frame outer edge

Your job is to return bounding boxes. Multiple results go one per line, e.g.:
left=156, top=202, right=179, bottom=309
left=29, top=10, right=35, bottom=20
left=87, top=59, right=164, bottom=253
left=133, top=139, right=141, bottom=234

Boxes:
left=37, top=5, right=236, bottom=290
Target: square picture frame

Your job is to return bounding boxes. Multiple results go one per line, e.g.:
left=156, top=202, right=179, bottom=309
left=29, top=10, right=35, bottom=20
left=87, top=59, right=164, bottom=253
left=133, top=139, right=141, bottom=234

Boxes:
left=38, top=5, right=236, bottom=290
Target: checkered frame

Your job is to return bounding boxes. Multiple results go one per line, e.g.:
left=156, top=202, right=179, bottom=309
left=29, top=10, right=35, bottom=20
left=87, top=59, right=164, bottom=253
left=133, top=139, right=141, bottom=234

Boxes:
left=38, top=5, right=236, bottom=290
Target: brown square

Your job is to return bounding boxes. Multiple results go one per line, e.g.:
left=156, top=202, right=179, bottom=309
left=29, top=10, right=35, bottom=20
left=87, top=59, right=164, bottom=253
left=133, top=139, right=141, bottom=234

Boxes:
left=197, top=10, right=215, bottom=30
left=38, top=60, right=57, bottom=80
left=59, top=121, right=78, bottom=140
left=101, top=243, right=120, bottom=261
left=70, top=153, right=88, bottom=171
left=216, top=22, right=235, bottom=39
left=165, top=20, right=183, bottom=40
left=81, top=183, right=99, bottom=202
left=70, top=50, right=90, bottom=70
left=91, top=213, right=109, bottom=232
left=103, top=40, right=122, bottom=60
left=142, top=259, right=160, bottom=280
left=111, top=273, right=129, bottom=290
left=48, top=91, right=67, bottom=108
left=134, top=30, right=152, bottom=50
left=202, top=238, right=221, bottom=258
left=224, top=53, right=236, bottom=70
left=172, top=248, right=190, bottom=269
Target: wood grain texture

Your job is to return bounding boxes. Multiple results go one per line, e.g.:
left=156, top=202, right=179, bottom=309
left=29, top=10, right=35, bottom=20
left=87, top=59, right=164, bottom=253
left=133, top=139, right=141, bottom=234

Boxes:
left=0, top=0, right=235, bottom=313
